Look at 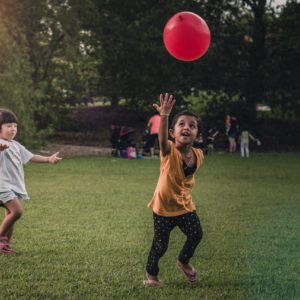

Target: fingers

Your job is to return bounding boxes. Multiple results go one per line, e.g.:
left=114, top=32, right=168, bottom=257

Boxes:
left=159, top=93, right=164, bottom=105
left=156, top=93, right=176, bottom=114
left=161, top=93, right=175, bottom=104
left=50, top=152, right=62, bottom=164
left=153, top=103, right=159, bottom=111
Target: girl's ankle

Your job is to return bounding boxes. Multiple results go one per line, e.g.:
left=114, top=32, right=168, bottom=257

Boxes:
left=0, top=236, right=8, bottom=243
left=146, top=273, right=158, bottom=280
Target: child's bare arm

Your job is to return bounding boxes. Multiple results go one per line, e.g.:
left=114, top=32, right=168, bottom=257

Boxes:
left=31, top=152, right=62, bottom=164
left=249, top=134, right=256, bottom=141
left=213, top=131, right=219, bottom=137
left=153, top=93, right=176, bottom=156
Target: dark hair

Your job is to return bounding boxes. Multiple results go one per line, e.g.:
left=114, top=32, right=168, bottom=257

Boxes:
left=0, top=109, right=18, bottom=127
left=170, top=110, right=201, bottom=133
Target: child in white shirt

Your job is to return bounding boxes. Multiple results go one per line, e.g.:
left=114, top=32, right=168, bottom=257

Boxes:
left=0, top=108, right=62, bottom=253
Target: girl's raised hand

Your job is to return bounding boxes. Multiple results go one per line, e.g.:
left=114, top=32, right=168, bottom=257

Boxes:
left=153, top=93, right=176, bottom=116
left=48, top=152, right=62, bottom=164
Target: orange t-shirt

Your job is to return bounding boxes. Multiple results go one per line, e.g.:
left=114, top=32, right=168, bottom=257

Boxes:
left=147, top=115, right=161, bottom=135
left=147, top=140, right=204, bottom=216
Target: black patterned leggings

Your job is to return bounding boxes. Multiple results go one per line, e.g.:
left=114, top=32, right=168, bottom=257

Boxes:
left=146, top=211, right=203, bottom=276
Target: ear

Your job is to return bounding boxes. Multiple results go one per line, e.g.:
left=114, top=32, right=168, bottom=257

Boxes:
left=169, top=128, right=174, bottom=138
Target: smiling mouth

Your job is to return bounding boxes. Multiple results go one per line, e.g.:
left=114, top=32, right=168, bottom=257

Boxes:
left=181, top=132, right=190, bottom=137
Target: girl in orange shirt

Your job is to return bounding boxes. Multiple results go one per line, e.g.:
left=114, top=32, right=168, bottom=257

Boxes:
left=144, top=93, right=204, bottom=287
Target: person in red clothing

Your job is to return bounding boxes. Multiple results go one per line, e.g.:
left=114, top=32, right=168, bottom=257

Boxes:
left=144, top=93, right=204, bottom=287
left=144, top=114, right=161, bottom=156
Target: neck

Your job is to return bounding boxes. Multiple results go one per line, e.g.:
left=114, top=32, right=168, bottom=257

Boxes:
left=176, top=142, right=192, bottom=154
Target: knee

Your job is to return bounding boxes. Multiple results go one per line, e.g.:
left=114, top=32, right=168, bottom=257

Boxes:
left=190, top=229, right=203, bottom=246
left=153, top=240, right=168, bottom=256
left=12, top=207, right=23, bottom=220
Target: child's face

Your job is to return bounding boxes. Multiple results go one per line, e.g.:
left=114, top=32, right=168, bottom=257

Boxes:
left=169, top=115, right=198, bottom=145
left=0, top=123, right=18, bottom=141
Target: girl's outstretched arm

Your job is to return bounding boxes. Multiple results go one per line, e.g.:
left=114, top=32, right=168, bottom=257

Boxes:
left=153, top=93, right=175, bottom=156
left=249, top=133, right=256, bottom=141
left=31, top=152, right=62, bottom=164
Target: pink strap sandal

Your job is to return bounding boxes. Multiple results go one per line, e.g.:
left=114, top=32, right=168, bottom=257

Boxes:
left=0, top=237, right=16, bottom=254
left=177, top=260, right=198, bottom=282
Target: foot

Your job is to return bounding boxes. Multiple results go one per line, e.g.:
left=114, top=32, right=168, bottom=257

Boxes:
left=0, top=237, right=16, bottom=254
left=143, top=273, right=163, bottom=287
left=0, top=244, right=16, bottom=254
left=177, top=260, right=198, bottom=282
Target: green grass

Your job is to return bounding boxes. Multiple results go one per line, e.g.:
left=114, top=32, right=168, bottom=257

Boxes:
left=1, top=153, right=299, bottom=300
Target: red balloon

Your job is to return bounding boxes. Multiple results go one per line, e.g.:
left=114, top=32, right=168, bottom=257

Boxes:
left=163, top=12, right=211, bottom=61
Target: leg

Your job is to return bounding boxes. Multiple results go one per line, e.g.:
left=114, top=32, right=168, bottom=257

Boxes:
left=241, top=141, right=245, bottom=157
left=232, top=138, right=237, bottom=152
left=0, top=199, right=22, bottom=253
left=228, top=138, right=232, bottom=152
left=146, top=213, right=175, bottom=276
left=229, top=137, right=235, bottom=153
left=5, top=210, right=15, bottom=242
left=177, top=212, right=203, bottom=265
left=245, top=142, right=249, bottom=158
left=176, top=212, right=203, bottom=281
left=207, top=144, right=212, bottom=155
left=147, top=135, right=156, bottom=156
left=150, top=147, right=155, bottom=157
left=0, top=198, right=23, bottom=239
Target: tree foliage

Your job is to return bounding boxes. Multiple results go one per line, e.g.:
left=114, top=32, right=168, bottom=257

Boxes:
left=0, top=6, right=36, bottom=143
left=264, top=0, right=300, bottom=119
left=0, top=0, right=299, bottom=144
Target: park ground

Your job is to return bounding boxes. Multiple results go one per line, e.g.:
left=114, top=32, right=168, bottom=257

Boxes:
left=0, top=152, right=299, bottom=300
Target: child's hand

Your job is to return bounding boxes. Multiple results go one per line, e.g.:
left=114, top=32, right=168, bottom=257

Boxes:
left=153, top=93, right=176, bottom=116
left=48, top=152, right=62, bottom=164
left=0, top=143, right=9, bottom=151
left=0, top=139, right=10, bottom=151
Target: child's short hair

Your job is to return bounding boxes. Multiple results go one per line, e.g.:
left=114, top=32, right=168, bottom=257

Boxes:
left=0, top=109, right=18, bottom=127
left=170, top=110, right=201, bottom=133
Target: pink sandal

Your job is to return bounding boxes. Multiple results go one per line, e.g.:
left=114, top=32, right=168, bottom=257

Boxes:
left=143, top=273, right=163, bottom=287
left=0, top=237, right=16, bottom=254
left=177, top=260, right=198, bottom=282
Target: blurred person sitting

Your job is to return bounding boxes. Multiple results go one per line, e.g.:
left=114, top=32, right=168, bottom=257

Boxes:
left=206, top=127, right=219, bottom=154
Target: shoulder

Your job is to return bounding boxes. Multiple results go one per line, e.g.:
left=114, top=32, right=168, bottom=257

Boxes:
left=168, top=140, right=177, bottom=153
left=150, top=115, right=159, bottom=121
left=161, top=140, right=176, bottom=158
left=12, top=140, right=32, bottom=156
left=11, top=140, right=25, bottom=149
left=193, top=147, right=204, bottom=164
left=196, top=147, right=204, bottom=157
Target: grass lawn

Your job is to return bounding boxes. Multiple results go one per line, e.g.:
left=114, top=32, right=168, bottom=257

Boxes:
left=1, top=153, right=299, bottom=299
